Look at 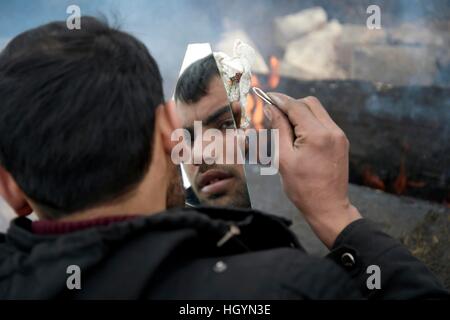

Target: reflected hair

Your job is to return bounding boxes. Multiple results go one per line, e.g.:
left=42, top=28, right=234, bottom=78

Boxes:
left=174, top=54, right=220, bottom=104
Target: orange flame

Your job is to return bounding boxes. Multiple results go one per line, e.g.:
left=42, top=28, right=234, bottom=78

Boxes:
left=251, top=74, right=260, bottom=87
left=392, top=157, right=425, bottom=194
left=362, top=166, right=385, bottom=191
left=246, top=91, right=264, bottom=130
left=407, top=181, right=426, bottom=188
left=253, top=95, right=264, bottom=130
left=246, top=94, right=255, bottom=116
left=244, top=56, right=280, bottom=130
left=393, top=159, right=407, bottom=195
left=268, top=56, right=280, bottom=89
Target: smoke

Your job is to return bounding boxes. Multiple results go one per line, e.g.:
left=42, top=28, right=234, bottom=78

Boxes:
left=0, top=0, right=224, bottom=95
left=0, top=0, right=449, bottom=93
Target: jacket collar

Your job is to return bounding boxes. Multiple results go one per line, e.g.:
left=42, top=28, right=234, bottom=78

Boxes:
left=4, top=206, right=299, bottom=253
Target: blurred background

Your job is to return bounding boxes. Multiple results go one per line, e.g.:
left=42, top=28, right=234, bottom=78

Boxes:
left=0, top=0, right=449, bottom=287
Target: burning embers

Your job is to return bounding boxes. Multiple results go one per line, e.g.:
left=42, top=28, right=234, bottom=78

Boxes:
left=362, top=157, right=427, bottom=196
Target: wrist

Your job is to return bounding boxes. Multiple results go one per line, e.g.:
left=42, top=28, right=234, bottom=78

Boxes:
left=305, top=203, right=362, bottom=249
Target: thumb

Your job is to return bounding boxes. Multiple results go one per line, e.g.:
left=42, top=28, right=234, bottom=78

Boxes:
left=267, top=92, right=293, bottom=107
left=16, top=203, right=33, bottom=217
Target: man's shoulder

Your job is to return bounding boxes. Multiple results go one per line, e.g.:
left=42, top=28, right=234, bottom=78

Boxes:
left=0, top=232, right=12, bottom=260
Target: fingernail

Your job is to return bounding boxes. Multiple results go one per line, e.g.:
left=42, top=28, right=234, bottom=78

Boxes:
left=267, top=93, right=282, bottom=106
left=263, top=105, right=272, bottom=121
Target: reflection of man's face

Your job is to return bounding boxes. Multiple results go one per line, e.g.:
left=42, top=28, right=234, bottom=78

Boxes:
left=176, top=76, right=250, bottom=208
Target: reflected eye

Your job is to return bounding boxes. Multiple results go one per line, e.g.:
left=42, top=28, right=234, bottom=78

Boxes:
left=184, top=130, right=195, bottom=144
left=218, top=119, right=235, bottom=130
left=233, top=110, right=242, bottom=128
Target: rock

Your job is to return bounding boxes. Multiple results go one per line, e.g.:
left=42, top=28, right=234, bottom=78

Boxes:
left=336, top=24, right=387, bottom=75
left=283, top=20, right=347, bottom=80
left=279, top=60, right=305, bottom=79
left=351, top=45, right=437, bottom=85
left=436, top=48, right=450, bottom=85
left=341, top=24, right=386, bottom=45
left=387, top=23, right=446, bottom=47
left=215, top=29, right=269, bottom=74
left=279, top=60, right=324, bottom=81
left=274, top=7, right=327, bottom=48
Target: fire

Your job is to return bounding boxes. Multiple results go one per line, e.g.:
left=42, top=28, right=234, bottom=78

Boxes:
left=251, top=74, right=260, bottom=87
left=245, top=92, right=264, bottom=130
left=245, top=56, right=280, bottom=130
left=253, top=95, right=264, bottom=130
left=268, top=56, right=280, bottom=89
left=392, top=158, right=426, bottom=195
left=246, top=94, right=255, bottom=118
left=362, top=166, right=385, bottom=191
left=393, top=159, right=407, bottom=195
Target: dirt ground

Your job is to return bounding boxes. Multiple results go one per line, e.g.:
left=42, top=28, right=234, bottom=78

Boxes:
left=400, top=211, right=450, bottom=289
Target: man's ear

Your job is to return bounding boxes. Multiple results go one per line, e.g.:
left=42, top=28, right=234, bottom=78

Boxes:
left=0, top=166, right=33, bottom=216
left=156, top=100, right=182, bottom=154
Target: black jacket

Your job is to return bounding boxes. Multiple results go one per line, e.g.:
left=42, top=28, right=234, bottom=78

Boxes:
left=0, top=207, right=447, bottom=299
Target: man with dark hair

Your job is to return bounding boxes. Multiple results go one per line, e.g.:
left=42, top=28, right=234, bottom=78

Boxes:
left=174, top=54, right=251, bottom=208
left=0, top=17, right=447, bottom=299
left=0, top=17, right=184, bottom=219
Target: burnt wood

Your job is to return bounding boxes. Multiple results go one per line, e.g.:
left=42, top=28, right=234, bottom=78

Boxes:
left=256, top=76, right=450, bottom=204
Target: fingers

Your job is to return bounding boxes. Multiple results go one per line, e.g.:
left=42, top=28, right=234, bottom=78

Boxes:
left=267, top=92, right=324, bottom=133
left=301, top=96, right=342, bottom=132
left=265, top=92, right=349, bottom=157
left=264, top=104, right=294, bottom=155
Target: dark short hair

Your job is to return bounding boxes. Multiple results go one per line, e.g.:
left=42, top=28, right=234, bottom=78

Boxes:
left=0, top=17, right=164, bottom=218
left=174, top=54, right=220, bottom=104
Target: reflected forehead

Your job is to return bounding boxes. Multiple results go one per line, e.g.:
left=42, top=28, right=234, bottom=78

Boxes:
left=176, top=76, right=229, bottom=127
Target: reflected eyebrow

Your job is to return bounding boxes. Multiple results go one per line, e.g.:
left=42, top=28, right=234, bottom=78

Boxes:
left=184, top=105, right=233, bottom=134
left=204, top=105, right=233, bottom=126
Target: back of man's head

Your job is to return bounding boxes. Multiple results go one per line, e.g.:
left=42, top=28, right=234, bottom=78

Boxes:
left=0, top=17, right=164, bottom=218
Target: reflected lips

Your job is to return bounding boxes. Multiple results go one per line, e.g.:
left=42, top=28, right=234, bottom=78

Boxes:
left=198, top=169, right=234, bottom=195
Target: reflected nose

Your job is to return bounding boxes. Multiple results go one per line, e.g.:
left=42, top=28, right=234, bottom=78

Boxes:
left=191, top=132, right=222, bottom=166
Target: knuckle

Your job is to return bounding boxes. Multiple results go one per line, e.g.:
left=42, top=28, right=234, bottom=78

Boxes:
left=345, top=137, right=350, bottom=149
left=332, top=130, right=347, bottom=142
left=303, top=96, right=320, bottom=105
left=331, top=130, right=350, bottom=149
left=314, top=130, right=333, bottom=147
left=294, top=126, right=307, bottom=139
left=287, top=99, right=300, bottom=111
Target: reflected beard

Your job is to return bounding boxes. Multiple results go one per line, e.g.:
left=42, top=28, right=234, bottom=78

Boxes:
left=166, top=165, right=186, bottom=209
left=196, top=174, right=251, bottom=209
left=209, top=185, right=251, bottom=208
